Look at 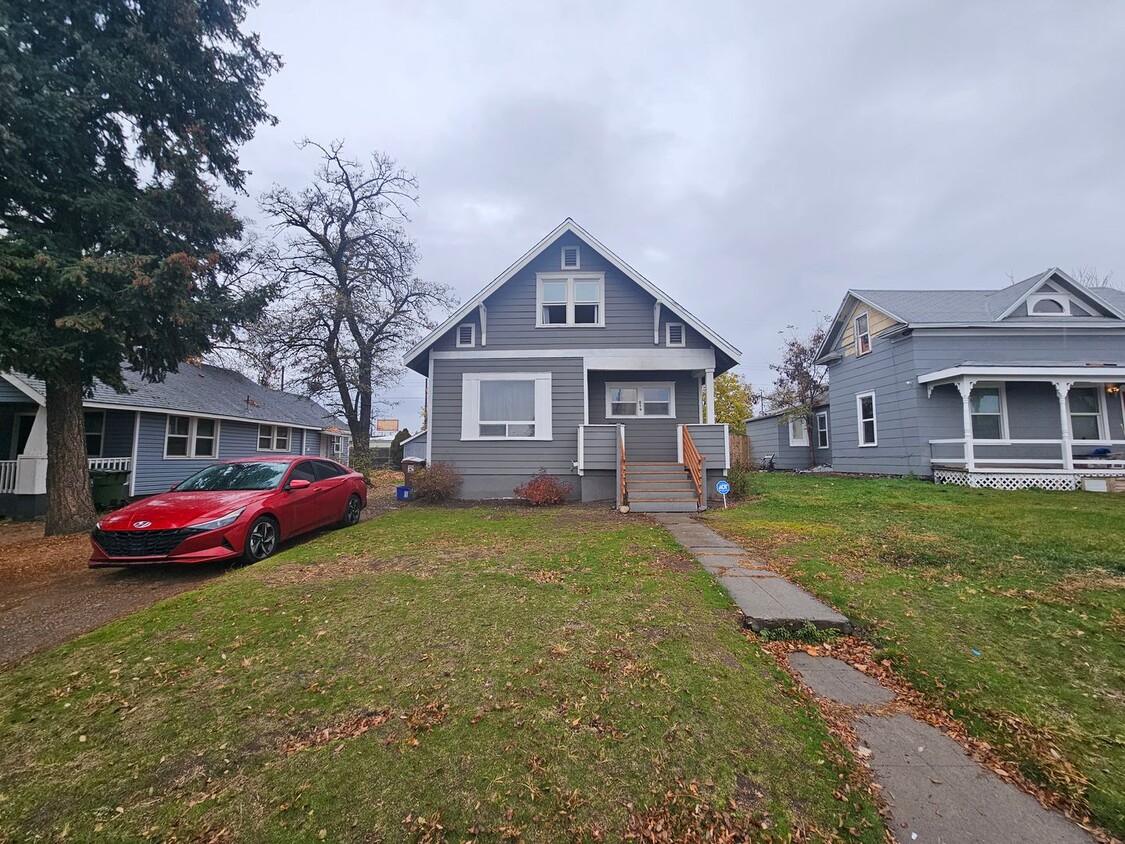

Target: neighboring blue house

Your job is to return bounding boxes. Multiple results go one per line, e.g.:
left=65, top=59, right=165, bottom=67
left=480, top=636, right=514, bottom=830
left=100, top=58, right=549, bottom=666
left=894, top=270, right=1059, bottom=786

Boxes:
left=814, top=269, right=1125, bottom=490
left=400, top=218, right=741, bottom=511
left=745, top=397, right=830, bottom=470
left=0, top=364, right=350, bottom=517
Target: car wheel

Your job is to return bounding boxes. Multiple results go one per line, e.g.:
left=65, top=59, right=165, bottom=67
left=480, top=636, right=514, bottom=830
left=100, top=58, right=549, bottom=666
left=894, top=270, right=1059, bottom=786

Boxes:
left=244, top=516, right=279, bottom=562
left=340, top=494, right=363, bottom=527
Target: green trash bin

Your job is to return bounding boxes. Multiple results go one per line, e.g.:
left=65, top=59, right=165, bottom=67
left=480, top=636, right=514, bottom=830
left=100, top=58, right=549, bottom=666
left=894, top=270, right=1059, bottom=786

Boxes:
left=90, top=469, right=130, bottom=510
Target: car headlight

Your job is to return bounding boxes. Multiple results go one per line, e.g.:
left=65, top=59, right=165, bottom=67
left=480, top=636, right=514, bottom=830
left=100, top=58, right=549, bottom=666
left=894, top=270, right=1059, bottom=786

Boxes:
left=187, top=508, right=246, bottom=532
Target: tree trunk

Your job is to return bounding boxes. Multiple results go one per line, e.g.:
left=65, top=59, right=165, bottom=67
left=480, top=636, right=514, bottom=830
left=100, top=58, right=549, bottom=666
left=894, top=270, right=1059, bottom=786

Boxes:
left=44, top=369, right=97, bottom=535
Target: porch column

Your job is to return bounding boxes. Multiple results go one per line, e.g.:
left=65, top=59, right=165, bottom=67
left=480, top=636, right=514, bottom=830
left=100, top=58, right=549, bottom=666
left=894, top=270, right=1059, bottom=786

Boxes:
left=1054, top=380, right=1074, bottom=471
left=955, top=378, right=976, bottom=471
left=14, top=406, right=48, bottom=496
left=705, top=368, right=715, bottom=424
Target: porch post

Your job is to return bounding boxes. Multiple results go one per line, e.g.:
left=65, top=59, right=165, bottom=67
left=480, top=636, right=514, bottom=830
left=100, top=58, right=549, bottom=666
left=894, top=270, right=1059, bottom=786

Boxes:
left=1054, top=380, right=1074, bottom=471
left=705, top=368, right=715, bottom=424
left=955, top=378, right=976, bottom=471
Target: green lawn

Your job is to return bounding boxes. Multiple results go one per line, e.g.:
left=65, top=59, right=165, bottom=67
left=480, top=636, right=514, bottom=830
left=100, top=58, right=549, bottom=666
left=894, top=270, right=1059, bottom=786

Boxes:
left=0, top=506, right=883, bottom=843
left=705, top=474, right=1125, bottom=836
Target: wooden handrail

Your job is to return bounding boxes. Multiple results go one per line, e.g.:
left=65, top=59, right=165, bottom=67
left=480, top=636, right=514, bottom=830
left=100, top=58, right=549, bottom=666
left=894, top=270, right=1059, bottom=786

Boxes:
left=618, top=425, right=628, bottom=505
left=681, top=426, right=704, bottom=508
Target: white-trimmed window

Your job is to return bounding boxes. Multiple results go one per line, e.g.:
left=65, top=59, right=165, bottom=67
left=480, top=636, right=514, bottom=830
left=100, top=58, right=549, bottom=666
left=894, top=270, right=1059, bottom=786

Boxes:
left=258, top=424, right=292, bottom=452
left=854, top=312, right=871, bottom=355
left=561, top=245, right=580, bottom=269
left=165, top=415, right=219, bottom=458
left=815, top=411, right=829, bottom=449
left=788, top=417, right=809, bottom=447
left=461, top=372, right=553, bottom=441
left=1068, top=387, right=1105, bottom=440
left=605, top=382, right=675, bottom=419
left=536, top=273, right=605, bottom=327
left=665, top=322, right=685, bottom=347
left=456, top=324, right=475, bottom=347
left=856, top=391, right=877, bottom=446
left=970, top=385, right=1006, bottom=440
left=84, top=411, right=105, bottom=457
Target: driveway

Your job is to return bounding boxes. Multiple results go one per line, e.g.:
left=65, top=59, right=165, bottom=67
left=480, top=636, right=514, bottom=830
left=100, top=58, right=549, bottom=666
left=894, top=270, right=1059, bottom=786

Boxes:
left=0, top=522, right=233, bottom=668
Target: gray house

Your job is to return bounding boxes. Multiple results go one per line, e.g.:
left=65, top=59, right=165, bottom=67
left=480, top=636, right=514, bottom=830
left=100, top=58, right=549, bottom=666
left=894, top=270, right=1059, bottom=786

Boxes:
left=402, top=219, right=740, bottom=511
left=745, top=397, right=831, bottom=470
left=0, top=364, right=350, bottom=517
left=815, top=269, right=1125, bottom=490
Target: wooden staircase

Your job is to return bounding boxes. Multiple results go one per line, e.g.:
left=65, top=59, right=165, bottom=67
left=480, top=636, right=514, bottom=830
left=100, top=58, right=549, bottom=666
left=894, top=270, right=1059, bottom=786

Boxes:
left=625, top=462, right=701, bottom=512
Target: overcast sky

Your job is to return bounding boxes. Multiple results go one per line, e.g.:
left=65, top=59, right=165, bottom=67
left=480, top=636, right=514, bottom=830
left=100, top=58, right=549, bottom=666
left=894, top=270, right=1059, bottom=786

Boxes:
left=236, top=1, right=1125, bottom=431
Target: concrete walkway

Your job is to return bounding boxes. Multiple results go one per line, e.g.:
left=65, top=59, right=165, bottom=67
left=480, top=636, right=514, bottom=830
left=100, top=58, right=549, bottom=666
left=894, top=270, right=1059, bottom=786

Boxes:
left=787, top=653, right=1094, bottom=844
left=651, top=513, right=851, bottom=632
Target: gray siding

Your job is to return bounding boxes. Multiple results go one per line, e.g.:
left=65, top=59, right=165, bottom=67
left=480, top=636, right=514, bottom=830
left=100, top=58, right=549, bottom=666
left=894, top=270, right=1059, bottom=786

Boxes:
left=587, top=370, right=700, bottom=461
left=430, top=356, right=584, bottom=498
left=133, top=413, right=311, bottom=496
left=580, top=425, right=617, bottom=470
left=0, top=380, right=32, bottom=403
left=745, top=408, right=830, bottom=471
left=684, top=424, right=729, bottom=470
left=827, top=329, right=1125, bottom=476
left=428, top=231, right=712, bottom=354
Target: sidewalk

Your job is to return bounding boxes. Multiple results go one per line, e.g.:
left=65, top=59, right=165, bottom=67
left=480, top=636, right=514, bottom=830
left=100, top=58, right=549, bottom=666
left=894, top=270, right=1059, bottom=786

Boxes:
left=651, top=513, right=851, bottom=632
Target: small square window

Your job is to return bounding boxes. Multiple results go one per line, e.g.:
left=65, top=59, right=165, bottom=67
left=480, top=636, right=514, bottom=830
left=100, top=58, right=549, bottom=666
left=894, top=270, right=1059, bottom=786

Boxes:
left=456, top=324, right=475, bottom=347
left=562, top=246, right=580, bottom=269
left=666, top=323, right=685, bottom=347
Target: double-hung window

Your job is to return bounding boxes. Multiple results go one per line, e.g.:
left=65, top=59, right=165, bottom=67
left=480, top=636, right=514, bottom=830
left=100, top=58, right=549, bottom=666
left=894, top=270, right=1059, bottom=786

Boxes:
left=84, top=411, right=105, bottom=457
left=856, top=391, right=877, bottom=446
left=536, top=273, right=605, bottom=327
left=1068, top=387, right=1104, bottom=440
left=258, top=424, right=292, bottom=452
left=815, top=411, right=829, bottom=449
left=854, top=312, right=871, bottom=355
left=970, top=386, right=1005, bottom=439
left=788, top=417, right=809, bottom=447
left=165, top=415, right=219, bottom=458
left=605, top=383, right=675, bottom=419
left=462, top=373, right=553, bottom=440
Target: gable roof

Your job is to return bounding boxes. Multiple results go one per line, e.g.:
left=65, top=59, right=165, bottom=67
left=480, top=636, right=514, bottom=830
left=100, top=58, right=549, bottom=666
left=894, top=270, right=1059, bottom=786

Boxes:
left=4, top=365, right=348, bottom=433
left=403, top=218, right=741, bottom=372
left=817, top=269, right=1125, bottom=361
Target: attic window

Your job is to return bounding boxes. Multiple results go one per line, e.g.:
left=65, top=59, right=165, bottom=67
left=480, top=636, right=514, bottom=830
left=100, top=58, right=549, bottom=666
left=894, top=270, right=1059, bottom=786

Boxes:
left=561, top=246, right=580, bottom=269
left=536, top=273, right=604, bottom=327
left=854, top=312, right=871, bottom=355
left=456, top=324, right=475, bottom=347
left=666, top=322, right=685, bottom=347
left=1031, top=297, right=1067, bottom=315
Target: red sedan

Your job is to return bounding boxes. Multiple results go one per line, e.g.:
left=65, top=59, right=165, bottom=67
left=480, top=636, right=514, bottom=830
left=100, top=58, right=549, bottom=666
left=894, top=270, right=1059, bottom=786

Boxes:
left=90, top=457, right=367, bottom=566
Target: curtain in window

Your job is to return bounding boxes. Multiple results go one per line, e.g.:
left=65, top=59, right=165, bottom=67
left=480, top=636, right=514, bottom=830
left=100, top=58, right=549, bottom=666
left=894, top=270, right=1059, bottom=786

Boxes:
left=480, top=380, right=535, bottom=422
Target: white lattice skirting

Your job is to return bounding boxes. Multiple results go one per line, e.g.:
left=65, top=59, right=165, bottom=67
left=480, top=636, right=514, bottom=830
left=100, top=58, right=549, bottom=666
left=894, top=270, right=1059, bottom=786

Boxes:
left=933, top=469, right=1125, bottom=491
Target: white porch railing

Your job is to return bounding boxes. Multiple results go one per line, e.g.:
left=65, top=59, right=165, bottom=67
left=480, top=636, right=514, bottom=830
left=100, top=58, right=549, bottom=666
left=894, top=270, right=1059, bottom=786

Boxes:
left=88, top=457, right=132, bottom=472
left=930, top=439, right=1125, bottom=471
left=0, top=461, right=15, bottom=494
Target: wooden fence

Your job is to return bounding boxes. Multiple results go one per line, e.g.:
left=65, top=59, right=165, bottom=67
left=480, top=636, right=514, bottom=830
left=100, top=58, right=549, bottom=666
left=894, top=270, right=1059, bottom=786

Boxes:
left=729, top=433, right=750, bottom=468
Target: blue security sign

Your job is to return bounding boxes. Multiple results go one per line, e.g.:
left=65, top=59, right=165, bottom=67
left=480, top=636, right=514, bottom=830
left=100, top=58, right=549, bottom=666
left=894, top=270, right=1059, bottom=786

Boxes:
left=715, top=479, right=731, bottom=495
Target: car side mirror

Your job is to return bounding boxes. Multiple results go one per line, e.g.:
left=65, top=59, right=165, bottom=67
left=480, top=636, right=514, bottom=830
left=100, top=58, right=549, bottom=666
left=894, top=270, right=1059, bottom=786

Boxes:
left=170, top=483, right=179, bottom=491
left=288, top=478, right=311, bottom=491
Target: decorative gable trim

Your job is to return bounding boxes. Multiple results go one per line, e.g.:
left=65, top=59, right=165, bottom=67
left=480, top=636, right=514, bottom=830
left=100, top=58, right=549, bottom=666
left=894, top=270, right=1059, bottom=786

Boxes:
left=994, top=268, right=1125, bottom=321
left=1, top=373, right=46, bottom=406
left=402, top=218, right=741, bottom=371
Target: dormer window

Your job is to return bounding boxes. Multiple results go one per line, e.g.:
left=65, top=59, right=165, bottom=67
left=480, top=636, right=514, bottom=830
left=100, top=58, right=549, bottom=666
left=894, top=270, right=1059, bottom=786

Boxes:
left=536, top=273, right=604, bottom=327
left=854, top=312, right=871, bottom=355
left=456, top=324, right=475, bottom=347
left=665, top=322, right=685, bottom=347
left=562, top=246, right=580, bottom=269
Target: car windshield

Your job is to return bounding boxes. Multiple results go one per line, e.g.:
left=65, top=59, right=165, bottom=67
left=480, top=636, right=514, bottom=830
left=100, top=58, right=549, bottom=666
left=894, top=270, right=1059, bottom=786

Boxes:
left=175, top=462, right=289, bottom=492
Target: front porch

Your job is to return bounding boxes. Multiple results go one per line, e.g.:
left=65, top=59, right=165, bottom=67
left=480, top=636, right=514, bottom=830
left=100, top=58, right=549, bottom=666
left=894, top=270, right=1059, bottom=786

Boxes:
left=919, top=364, right=1125, bottom=491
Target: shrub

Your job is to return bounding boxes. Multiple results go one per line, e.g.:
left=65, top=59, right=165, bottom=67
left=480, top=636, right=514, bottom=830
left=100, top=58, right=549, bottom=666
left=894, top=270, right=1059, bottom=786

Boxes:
left=724, top=466, right=759, bottom=499
left=514, top=470, right=571, bottom=506
left=411, top=462, right=461, bottom=502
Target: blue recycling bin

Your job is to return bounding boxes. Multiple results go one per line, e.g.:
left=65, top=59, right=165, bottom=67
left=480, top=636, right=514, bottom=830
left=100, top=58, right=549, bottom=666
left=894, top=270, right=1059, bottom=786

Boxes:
left=396, top=485, right=413, bottom=501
